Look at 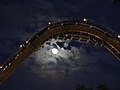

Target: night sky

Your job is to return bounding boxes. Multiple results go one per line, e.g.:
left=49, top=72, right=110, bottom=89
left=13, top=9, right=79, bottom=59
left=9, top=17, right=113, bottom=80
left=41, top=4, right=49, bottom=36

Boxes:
left=0, top=0, right=120, bottom=90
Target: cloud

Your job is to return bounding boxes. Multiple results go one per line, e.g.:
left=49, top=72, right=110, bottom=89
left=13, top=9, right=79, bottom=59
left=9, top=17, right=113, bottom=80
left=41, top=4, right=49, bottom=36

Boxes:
left=25, top=38, right=119, bottom=81
left=21, top=38, right=120, bottom=90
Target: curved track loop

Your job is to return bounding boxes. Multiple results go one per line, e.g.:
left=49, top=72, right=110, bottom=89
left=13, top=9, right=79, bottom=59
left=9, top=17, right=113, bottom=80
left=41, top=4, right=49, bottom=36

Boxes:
left=0, top=20, right=120, bottom=84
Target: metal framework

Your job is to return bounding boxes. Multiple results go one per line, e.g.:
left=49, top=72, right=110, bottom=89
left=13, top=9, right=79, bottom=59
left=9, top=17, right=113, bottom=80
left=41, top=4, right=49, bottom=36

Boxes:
left=0, top=19, right=120, bottom=85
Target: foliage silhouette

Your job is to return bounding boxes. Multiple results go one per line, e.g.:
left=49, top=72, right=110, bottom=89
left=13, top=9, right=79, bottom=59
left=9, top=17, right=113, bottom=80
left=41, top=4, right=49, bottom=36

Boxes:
left=75, top=84, right=109, bottom=90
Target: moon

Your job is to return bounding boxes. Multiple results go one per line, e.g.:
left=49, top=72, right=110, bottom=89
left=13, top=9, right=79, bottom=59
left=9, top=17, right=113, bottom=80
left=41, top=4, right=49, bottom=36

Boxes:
left=52, top=48, right=58, bottom=54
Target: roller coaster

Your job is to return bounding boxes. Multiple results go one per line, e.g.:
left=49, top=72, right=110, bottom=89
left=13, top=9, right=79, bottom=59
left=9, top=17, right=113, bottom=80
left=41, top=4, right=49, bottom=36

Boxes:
left=0, top=18, right=120, bottom=85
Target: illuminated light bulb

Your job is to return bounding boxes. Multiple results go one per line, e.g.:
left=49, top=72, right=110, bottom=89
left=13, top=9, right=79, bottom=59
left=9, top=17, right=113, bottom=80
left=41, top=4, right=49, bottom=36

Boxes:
left=48, top=22, right=51, bottom=25
left=20, top=45, right=23, bottom=48
left=0, top=66, right=2, bottom=69
left=83, top=18, right=87, bottom=22
left=26, top=41, right=29, bottom=43
left=52, top=48, right=58, bottom=54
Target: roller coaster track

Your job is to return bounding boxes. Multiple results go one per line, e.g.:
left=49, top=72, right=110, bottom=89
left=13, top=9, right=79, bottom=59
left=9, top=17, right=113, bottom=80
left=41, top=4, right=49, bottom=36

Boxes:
left=0, top=19, right=120, bottom=85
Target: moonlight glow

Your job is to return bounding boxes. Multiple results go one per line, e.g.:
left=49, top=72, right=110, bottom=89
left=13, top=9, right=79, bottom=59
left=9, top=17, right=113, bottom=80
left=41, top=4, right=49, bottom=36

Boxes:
left=52, top=48, right=58, bottom=54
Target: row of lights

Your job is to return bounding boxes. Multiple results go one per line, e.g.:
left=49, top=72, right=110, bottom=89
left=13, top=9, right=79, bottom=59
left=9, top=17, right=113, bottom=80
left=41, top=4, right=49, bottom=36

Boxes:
left=1, top=61, right=12, bottom=71
left=48, top=18, right=87, bottom=25
left=0, top=40, right=30, bottom=72
left=83, top=19, right=120, bottom=39
left=20, top=40, right=29, bottom=48
left=17, top=40, right=30, bottom=59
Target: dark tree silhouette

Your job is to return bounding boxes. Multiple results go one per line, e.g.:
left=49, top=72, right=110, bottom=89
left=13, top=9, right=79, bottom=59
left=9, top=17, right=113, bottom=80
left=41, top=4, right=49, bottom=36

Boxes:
left=96, top=84, right=109, bottom=90
left=75, top=84, right=86, bottom=90
left=113, top=0, right=120, bottom=4
left=75, top=84, right=93, bottom=90
left=75, top=84, right=109, bottom=90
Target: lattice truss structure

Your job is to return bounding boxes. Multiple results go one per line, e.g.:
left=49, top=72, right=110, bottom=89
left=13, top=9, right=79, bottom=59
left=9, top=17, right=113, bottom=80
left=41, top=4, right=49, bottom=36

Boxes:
left=0, top=19, right=120, bottom=85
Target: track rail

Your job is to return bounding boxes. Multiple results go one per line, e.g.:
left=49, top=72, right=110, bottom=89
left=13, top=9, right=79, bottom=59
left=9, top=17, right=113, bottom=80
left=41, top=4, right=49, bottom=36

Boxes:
left=0, top=19, right=120, bottom=85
